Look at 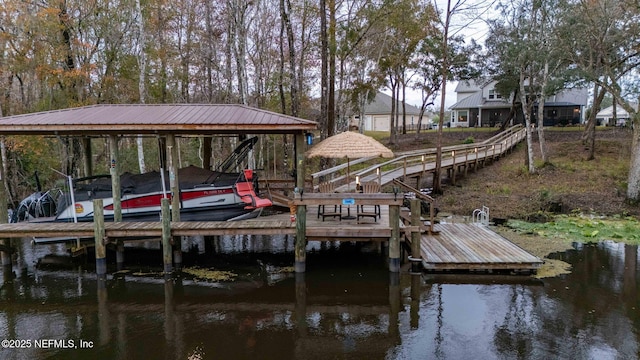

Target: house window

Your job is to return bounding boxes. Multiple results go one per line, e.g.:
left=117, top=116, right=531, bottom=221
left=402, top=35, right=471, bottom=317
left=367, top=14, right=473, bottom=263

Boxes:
left=458, top=110, right=468, bottom=122
left=488, top=89, right=502, bottom=100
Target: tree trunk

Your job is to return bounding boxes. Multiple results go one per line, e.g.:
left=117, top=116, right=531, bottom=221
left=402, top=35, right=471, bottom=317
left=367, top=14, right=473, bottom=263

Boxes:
left=583, top=84, right=606, bottom=160
left=627, top=112, right=640, bottom=201
left=327, top=0, right=336, bottom=136
left=320, top=0, right=329, bottom=137
left=519, top=72, right=535, bottom=174
left=536, top=97, right=548, bottom=164
left=389, top=77, right=397, bottom=145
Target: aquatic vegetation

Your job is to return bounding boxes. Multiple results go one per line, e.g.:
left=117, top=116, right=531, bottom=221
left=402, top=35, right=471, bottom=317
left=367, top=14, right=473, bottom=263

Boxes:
left=507, top=215, right=640, bottom=244
left=182, top=267, right=238, bottom=282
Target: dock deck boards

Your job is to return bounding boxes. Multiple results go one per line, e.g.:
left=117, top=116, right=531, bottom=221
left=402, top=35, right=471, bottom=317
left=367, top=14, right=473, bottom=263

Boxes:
left=0, top=208, right=542, bottom=273
left=420, top=223, right=542, bottom=271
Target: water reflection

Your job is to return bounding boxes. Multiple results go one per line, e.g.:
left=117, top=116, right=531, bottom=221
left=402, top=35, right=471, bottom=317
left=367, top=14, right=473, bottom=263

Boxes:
left=0, top=240, right=638, bottom=359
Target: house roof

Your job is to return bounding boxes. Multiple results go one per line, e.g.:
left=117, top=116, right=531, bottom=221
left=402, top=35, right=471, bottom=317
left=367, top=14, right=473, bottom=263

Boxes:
left=364, top=92, right=422, bottom=116
left=449, top=92, right=485, bottom=110
left=596, top=103, right=638, bottom=118
left=0, top=104, right=317, bottom=136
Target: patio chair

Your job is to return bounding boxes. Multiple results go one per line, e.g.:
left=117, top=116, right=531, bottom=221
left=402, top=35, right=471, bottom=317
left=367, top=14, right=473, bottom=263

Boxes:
left=357, top=181, right=381, bottom=223
left=317, top=182, right=342, bottom=221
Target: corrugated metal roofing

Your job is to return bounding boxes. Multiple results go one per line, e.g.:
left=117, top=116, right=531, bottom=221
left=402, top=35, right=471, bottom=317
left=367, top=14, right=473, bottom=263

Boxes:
left=364, top=92, right=422, bottom=115
left=0, top=104, right=317, bottom=135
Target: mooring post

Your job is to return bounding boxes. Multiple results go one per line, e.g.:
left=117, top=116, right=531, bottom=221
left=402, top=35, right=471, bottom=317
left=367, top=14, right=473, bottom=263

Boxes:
left=161, top=198, right=172, bottom=274
left=295, top=201, right=306, bottom=273
left=410, top=199, right=422, bottom=273
left=93, top=199, right=107, bottom=276
left=389, top=204, right=400, bottom=272
left=166, top=134, right=182, bottom=270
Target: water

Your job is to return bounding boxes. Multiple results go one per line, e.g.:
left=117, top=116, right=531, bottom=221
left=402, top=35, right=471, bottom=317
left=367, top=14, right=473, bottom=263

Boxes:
left=0, top=237, right=638, bottom=359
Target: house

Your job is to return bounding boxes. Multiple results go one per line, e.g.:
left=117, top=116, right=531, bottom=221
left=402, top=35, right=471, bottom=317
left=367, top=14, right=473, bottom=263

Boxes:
left=353, top=92, right=427, bottom=132
left=596, top=103, right=638, bottom=126
left=449, top=80, right=588, bottom=127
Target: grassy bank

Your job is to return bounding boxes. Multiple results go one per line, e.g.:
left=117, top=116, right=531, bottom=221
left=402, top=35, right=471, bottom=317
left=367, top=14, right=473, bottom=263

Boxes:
left=388, top=127, right=638, bottom=277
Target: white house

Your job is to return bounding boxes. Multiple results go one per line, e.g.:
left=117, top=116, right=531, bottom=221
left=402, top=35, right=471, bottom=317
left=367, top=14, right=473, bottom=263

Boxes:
left=354, top=92, right=426, bottom=132
left=596, top=103, right=638, bottom=126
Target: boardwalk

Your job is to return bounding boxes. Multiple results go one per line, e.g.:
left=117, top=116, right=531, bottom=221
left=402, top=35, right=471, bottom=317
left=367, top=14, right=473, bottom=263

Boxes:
left=307, top=126, right=526, bottom=193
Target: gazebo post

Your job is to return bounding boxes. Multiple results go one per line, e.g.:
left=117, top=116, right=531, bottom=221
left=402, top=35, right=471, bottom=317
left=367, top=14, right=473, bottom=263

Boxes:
left=0, top=142, right=10, bottom=269
left=82, top=137, right=93, bottom=177
left=294, top=132, right=307, bottom=273
left=109, top=135, right=125, bottom=269
left=166, top=134, right=182, bottom=269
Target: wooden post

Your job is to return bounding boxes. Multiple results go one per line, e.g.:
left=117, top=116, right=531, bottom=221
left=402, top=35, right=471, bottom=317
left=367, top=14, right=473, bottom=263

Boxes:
left=410, top=199, right=422, bottom=273
left=294, top=133, right=306, bottom=191
left=464, top=149, right=469, bottom=176
left=82, top=137, right=93, bottom=177
left=93, top=199, right=107, bottom=275
left=389, top=204, right=400, bottom=272
left=451, top=150, right=456, bottom=186
left=108, top=135, right=122, bottom=222
left=166, top=134, right=180, bottom=221
left=202, top=136, right=212, bottom=170
left=0, top=145, right=10, bottom=268
left=166, top=135, right=182, bottom=269
left=161, top=198, right=172, bottom=273
left=295, top=202, right=306, bottom=273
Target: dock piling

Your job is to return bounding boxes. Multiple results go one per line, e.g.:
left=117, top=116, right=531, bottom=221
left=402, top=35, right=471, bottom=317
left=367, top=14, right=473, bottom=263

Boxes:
left=389, top=204, right=400, bottom=272
left=410, top=199, right=422, bottom=273
left=93, top=199, right=107, bottom=275
left=295, top=203, right=306, bottom=273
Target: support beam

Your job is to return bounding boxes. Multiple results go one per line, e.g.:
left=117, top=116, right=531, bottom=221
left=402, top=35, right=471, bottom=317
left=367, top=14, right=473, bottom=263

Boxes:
left=410, top=199, right=422, bottom=273
left=0, top=142, right=10, bottom=268
left=295, top=203, right=306, bottom=273
left=82, top=137, right=93, bottom=177
left=389, top=204, right=400, bottom=272
left=294, top=133, right=306, bottom=191
left=202, top=136, right=212, bottom=170
left=109, top=135, right=122, bottom=222
left=93, top=199, right=107, bottom=275
left=166, top=135, right=182, bottom=269
left=166, top=135, right=180, bottom=221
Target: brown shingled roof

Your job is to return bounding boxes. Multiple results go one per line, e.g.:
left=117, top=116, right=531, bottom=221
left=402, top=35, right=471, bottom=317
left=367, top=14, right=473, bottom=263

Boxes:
left=0, top=104, right=317, bottom=135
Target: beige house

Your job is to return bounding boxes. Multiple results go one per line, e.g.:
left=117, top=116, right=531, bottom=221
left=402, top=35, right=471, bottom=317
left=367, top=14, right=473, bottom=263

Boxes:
left=353, top=92, right=426, bottom=132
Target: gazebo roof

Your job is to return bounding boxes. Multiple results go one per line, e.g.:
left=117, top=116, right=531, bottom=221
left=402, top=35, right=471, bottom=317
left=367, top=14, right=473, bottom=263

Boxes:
left=0, top=104, right=317, bottom=136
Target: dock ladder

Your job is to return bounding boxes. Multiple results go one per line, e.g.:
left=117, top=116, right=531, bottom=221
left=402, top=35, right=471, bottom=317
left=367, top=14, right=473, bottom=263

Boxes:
left=472, top=205, right=490, bottom=226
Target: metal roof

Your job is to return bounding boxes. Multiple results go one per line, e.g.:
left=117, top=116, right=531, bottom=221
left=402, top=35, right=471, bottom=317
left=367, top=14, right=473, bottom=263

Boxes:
left=0, top=104, right=317, bottom=136
left=364, top=92, right=422, bottom=116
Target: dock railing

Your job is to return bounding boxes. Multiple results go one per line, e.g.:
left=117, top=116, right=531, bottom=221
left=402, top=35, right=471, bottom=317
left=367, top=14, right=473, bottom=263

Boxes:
left=392, top=179, right=436, bottom=235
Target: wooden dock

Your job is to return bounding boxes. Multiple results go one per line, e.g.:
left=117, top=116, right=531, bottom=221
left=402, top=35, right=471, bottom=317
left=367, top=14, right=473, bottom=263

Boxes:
left=0, top=194, right=542, bottom=274
left=419, top=223, right=542, bottom=272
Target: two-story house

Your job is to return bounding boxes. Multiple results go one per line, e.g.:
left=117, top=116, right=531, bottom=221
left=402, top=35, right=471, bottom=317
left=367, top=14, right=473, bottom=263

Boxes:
left=449, top=80, right=588, bottom=127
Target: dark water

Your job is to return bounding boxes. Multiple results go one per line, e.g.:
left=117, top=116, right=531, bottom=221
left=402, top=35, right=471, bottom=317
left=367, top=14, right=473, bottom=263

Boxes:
left=0, top=237, right=638, bottom=360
